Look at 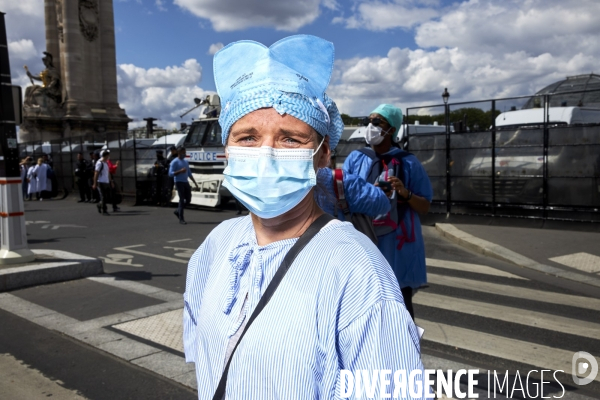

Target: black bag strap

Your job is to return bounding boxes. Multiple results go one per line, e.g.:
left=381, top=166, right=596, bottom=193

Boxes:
left=211, top=213, right=334, bottom=400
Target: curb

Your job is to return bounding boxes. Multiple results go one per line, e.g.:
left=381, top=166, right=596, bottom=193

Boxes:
left=0, top=249, right=103, bottom=292
left=435, top=223, right=600, bottom=289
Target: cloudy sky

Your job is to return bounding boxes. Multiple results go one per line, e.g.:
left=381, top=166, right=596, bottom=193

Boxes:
left=3, top=0, right=600, bottom=128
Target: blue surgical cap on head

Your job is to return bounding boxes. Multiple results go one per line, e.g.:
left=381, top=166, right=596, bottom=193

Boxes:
left=371, top=104, right=403, bottom=141
left=213, top=35, right=344, bottom=149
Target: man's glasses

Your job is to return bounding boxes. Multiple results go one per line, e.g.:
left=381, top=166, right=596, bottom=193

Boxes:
left=362, top=117, right=387, bottom=127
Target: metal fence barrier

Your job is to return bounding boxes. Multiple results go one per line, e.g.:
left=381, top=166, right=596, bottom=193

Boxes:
left=405, top=89, right=600, bottom=222
left=17, top=131, right=160, bottom=204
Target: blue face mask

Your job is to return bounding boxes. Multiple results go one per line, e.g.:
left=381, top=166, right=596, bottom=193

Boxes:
left=223, top=140, right=324, bottom=219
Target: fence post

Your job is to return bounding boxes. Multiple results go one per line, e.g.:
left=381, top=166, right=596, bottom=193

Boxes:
left=491, top=100, right=496, bottom=216
left=543, top=95, right=549, bottom=219
left=445, top=103, right=451, bottom=214
left=405, top=108, right=410, bottom=151
left=133, top=130, right=138, bottom=204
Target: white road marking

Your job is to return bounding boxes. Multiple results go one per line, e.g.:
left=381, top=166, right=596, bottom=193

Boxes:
left=426, top=258, right=527, bottom=280
left=414, top=292, right=600, bottom=340
left=549, top=252, right=600, bottom=274
left=25, top=220, right=50, bottom=225
left=417, top=319, right=600, bottom=383
left=114, top=245, right=187, bottom=264
left=166, top=238, right=192, bottom=243
left=163, top=246, right=195, bottom=258
left=41, top=224, right=86, bottom=230
left=428, top=273, right=600, bottom=312
left=99, top=253, right=144, bottom=267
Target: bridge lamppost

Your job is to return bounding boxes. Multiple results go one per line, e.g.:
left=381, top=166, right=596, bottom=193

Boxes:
left=442, top=88, right=451, bottom=215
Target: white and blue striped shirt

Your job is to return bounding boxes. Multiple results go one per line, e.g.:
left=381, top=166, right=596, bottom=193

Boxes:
left=183, top=216, right=426, bottom=399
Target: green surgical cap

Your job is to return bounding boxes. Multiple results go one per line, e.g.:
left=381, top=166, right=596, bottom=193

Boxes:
left=370, top=104, right=403, bottom=140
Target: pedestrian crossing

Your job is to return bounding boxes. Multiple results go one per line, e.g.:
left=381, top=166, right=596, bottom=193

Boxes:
left=419, top=257, right=600, bottom=387
left=1, top=254, right=599, bottom=396
left=112, top=256, right=600, bottom=389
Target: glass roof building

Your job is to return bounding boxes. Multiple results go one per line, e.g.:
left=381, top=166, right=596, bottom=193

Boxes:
left=523, top=73, right=600, bottom=109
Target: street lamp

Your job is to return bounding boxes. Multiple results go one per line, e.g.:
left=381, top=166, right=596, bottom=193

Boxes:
left=442, top=88, right=451, bottom=214
left=442, top=88, right=450, bottom=105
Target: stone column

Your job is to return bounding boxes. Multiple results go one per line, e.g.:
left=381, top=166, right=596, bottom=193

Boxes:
left=99, top=0, right=119, bottom=107
left=44, top=0, right=61, bottom=75
left=61, top=0, right=88, bottom=117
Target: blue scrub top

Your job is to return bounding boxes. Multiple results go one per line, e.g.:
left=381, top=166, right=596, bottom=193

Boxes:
left=183, top=216, right=426, bottom=399
left=344, top=147, right=433, bottom=289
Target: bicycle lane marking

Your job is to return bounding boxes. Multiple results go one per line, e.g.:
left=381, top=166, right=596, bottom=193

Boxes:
left=113, top=244, right=188, bottom=264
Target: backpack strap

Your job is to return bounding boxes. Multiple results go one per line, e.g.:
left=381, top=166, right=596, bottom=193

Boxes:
left=332, top=169, right=350, bottom=217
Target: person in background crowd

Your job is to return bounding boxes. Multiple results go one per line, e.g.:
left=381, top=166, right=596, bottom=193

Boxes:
left=20, top=157, right=32, bottom=200
left=151, top=150, right=168, bottom=206
left=183, top=35, right=426, bottom=399
left=42, top=153, right=53, bottom=168
left=104, top=150, right=121, bottom=212
left=27, top=159, right=37, bottom=201
left=75, top=153, right=91, bottom=202
left=166, top=146, right=178, bottom=202
left=89, top=151, right=101, bottom=203
left=168, top=146, right=198, bottom=225
left=343, top=104, right=433, bottom=320
left=92, top=150, right=117, bottom=215
left=33, top=157, right=50, bottom=201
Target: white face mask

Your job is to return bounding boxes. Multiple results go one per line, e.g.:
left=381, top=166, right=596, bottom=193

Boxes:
left=365, top=123, right=391, bottom=145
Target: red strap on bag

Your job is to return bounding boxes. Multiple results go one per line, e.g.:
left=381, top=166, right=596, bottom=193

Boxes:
left=332, top=169, right=350, bottom=215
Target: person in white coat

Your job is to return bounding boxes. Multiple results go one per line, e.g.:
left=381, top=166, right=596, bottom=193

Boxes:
left=27, top=161, right=38, bottom=200
left=33, top=158, right=49, bottom=201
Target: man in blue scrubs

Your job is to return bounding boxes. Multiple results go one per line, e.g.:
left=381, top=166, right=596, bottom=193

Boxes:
left=344, top=104, right=433, bottom=320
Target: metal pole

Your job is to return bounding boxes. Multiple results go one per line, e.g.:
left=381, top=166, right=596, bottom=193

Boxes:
left=133, top=129, right=138, bottom=204
left=445, top=103, right=451, bottom=214
left=491, top=100, right=496, bottom=216
left=542, top=95, right=549, bottom=219
left=405, top=108, right=410, bottom=151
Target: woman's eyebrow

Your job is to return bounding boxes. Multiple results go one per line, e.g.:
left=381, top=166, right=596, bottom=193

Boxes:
left=230, top=127, right=257, bottom=136
left=279, top=128, right=313, bottom=139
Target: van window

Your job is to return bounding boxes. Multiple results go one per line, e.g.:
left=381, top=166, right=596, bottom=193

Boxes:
left=204, top=122, right=222, bottom=146
left=185, top=122, right=208, bottom=147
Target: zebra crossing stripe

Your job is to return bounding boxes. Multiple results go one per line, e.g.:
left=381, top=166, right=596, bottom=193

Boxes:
left=417, top=319, right=600, bottom=384
left=428, top=274, right=600, bottom=312
left=414, top=292, right=600, bottom=340
left=426, top=258, right=527, bottom=280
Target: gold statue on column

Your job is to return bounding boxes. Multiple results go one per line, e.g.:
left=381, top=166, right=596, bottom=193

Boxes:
left=23, top=52, right=63, bottom=108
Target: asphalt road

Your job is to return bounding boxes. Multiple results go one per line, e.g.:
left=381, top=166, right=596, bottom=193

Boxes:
left=2, top=197, right=599, bottom=399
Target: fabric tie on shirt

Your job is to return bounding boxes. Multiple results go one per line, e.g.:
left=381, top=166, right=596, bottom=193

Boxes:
left=223, top=242, right=254, bottom=314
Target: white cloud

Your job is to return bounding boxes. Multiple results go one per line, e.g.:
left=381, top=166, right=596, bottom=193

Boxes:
left=415, top=0, right=600, bottom=56
left=155, top=0, right=167, bottom=12
left=174, top=0, right=324, bottom=31
left=1, top=0, right=45, bottom=86
left=208, top=42, right=224, bottom=55
left=8, top=39, right=37, bottom=62
left=328, top=0, right=600, bottom=115
left=329, top=46, right=597, bottom=116
left=335, top=0, right=440, bottom=30
left=117, top=60, right=215, bottom=129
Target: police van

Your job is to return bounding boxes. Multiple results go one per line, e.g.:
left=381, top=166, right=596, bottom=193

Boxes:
left=171, top=95, right=230, bottom=207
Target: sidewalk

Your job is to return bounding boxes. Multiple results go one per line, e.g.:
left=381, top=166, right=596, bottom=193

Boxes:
left=435, top=221, right=600, bottom=289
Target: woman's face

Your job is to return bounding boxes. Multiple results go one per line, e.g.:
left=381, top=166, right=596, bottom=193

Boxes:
left=227, top=107, right=330, bottom=169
